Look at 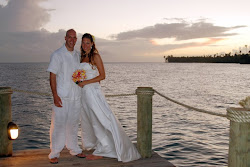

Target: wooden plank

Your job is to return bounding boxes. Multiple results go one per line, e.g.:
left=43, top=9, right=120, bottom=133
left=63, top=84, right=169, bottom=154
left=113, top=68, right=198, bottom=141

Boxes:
left=0, top=148, right=175, bottom=167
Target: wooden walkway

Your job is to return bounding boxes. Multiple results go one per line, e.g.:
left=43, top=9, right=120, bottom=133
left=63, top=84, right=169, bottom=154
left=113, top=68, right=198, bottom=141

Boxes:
left=0, top=149, right=175, bottom=167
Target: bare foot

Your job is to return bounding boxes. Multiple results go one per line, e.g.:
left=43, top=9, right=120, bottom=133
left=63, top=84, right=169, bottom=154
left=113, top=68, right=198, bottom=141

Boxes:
left=86, top=154, right=103, bottom=160
left=76, top=152, right=86, bottom=158
left=49, top=157, right=58, bottom=164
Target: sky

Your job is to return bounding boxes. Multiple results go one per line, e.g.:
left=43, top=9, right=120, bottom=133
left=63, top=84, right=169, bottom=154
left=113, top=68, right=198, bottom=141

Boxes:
left=0, top=0, right=250, bottom=63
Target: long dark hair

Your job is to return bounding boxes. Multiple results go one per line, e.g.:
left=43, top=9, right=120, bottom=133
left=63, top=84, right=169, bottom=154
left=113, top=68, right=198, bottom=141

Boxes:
left=80, top=33, right=98, bottom=65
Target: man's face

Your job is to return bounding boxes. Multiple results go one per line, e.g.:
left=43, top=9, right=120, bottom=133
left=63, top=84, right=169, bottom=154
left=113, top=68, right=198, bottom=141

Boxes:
left=65, top=30, right=77, bottom=51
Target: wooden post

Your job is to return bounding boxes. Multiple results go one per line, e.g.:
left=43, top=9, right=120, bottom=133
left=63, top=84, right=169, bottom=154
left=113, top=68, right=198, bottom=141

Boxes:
left=0, top=87, right=13, bottom=157
left=136, top=87, right=154, bottom=158
left=226, top=107, right=250, bottom=167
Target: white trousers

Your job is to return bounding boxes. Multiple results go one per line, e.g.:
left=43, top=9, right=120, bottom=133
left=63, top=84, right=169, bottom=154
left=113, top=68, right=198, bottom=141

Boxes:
left=48, top=98, right=82, bottom=159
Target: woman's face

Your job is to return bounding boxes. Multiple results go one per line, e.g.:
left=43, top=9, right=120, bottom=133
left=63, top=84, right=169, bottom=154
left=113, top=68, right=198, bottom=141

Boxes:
left=82, top=37, right=93, bottom=53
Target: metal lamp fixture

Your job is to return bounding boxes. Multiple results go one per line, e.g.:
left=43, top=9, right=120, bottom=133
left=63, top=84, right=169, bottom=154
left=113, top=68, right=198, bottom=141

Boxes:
left=7, top=122, right=19, bottom=140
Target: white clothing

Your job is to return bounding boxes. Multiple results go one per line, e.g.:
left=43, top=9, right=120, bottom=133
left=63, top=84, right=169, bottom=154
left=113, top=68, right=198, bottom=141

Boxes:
left=47, top=44, right=81, bottom=100
left=49, top=99, right=82, bottom=159
left=47, top=44, right=82, bottom=159
left=80, top=63, right=141, bottom=162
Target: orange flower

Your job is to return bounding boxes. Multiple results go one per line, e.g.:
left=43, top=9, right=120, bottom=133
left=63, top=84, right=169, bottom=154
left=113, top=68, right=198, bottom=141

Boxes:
left=72, top=69, right=86, bottom=84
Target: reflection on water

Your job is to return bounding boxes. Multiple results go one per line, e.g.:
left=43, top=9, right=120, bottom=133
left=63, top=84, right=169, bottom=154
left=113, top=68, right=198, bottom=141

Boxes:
left=1, top=62, right=249, bottom=167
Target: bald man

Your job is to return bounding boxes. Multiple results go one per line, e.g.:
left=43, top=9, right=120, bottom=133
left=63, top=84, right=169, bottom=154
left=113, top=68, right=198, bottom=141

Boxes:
left=47, top=29, right=85, bottom=164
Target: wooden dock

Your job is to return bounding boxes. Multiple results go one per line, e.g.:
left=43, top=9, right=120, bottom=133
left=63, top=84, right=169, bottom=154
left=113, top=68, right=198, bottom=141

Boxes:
left=0, top=149, right=175, bottom=167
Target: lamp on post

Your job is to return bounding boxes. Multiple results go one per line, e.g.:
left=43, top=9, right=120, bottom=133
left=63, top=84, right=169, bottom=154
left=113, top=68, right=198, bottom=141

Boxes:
left=7, top=122, right=19, bottom=140
left=0, top=87, right=14, bottom=157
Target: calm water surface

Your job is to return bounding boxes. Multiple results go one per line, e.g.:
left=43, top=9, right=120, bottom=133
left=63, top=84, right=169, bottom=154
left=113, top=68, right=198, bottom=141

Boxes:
left=0, top=62, right=249, bottom=167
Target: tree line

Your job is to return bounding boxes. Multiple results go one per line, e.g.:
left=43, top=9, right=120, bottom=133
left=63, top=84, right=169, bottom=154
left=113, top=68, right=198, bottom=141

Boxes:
left=164, top=52, right=250, bottom=64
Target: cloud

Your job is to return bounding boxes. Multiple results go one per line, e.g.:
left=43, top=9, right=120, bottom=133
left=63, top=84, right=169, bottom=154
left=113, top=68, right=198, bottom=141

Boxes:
left=0, top=0, right=50, bottom=32
left=103, top=20, right=246, bottom=61
left=0, top=0, right=248, bottom=63
left=0, top=29, right=66, bottom=62
left=0, top=0, right=58, bottom=63
left=113, top=21, right=247, bottom=41
left=96, top=38, right=191, bottom=62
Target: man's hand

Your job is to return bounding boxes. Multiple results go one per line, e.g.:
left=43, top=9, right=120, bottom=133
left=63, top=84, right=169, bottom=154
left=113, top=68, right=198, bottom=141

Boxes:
left=53, top=94, right=62, bottom=107
left=50, top=72, right=62, bottom=107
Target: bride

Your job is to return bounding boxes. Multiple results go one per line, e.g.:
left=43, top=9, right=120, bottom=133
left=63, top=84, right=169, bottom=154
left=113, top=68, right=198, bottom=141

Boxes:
left=77, top=33, right=141, bottom=162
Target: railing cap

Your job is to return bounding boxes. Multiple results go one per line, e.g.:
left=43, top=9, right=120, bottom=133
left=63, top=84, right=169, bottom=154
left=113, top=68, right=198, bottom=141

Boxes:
left=0, top=87, right=13, bottom=95
left=226, top=107, right=250, bottom=123
left=136, top=87, right=154, bottom=95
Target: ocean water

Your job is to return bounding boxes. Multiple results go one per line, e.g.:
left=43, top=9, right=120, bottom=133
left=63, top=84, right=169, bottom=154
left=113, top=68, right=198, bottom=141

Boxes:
left=0, top=62, right=249, bottom=167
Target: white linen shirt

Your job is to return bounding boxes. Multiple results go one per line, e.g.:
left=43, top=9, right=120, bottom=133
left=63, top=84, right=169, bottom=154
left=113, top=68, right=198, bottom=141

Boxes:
left=47, top=44, right=81, bottom=100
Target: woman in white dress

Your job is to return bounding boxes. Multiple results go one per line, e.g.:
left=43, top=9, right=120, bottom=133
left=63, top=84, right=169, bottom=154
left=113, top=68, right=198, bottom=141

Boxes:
left=77, top=33, right=141, bottom=162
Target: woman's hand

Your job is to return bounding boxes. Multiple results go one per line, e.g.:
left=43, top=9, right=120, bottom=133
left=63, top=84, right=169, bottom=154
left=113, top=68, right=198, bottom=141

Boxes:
left=78, top=81, right=88, bottom=88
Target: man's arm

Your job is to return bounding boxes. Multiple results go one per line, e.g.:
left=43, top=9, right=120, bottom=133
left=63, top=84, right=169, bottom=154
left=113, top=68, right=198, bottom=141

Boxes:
left=50, top=72, right=62, bottom=107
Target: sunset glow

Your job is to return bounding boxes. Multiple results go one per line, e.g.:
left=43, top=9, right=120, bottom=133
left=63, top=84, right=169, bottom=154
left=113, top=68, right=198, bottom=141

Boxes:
left=0, top=0, right=249, bottom=62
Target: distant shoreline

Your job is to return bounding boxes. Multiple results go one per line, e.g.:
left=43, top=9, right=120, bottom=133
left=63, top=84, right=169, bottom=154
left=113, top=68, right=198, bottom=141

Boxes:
left=0, top=62, right=163, bottom=64
left=164, top=54, right=250, bottom=64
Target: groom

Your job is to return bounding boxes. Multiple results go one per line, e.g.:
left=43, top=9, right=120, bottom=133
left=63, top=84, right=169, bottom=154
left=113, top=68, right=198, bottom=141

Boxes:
left=47, top=29, right=85, bottom=164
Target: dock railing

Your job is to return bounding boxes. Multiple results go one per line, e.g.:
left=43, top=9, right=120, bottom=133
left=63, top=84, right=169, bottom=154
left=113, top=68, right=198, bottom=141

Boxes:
left=0, top=87, right=249, bottom=167
left=153, top=88, right=249, bottom=167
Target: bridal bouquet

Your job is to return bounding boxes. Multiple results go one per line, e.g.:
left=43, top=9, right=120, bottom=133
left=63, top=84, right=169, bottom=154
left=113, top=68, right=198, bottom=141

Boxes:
left=239, top=96, right=250, bottom=109
left=72, top=69, right=87, bottom=84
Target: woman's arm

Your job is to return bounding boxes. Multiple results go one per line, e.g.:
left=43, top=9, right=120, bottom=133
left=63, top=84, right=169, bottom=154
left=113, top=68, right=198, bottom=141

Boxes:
left=78, top=53, right=105, bottom=87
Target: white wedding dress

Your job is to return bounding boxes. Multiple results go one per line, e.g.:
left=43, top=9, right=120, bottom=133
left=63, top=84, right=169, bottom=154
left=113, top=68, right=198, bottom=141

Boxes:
left=79, top=62, right=141, bottom=162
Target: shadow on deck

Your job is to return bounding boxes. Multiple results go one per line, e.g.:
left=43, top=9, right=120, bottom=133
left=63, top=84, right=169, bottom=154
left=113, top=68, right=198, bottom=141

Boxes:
left=0, top=148, right=175, bottom=167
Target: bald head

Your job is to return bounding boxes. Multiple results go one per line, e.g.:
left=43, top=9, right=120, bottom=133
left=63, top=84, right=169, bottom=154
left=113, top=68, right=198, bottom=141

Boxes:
left=65, top=29, right=77, bottom=51
left=66, top=29, right=76, bottom=37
